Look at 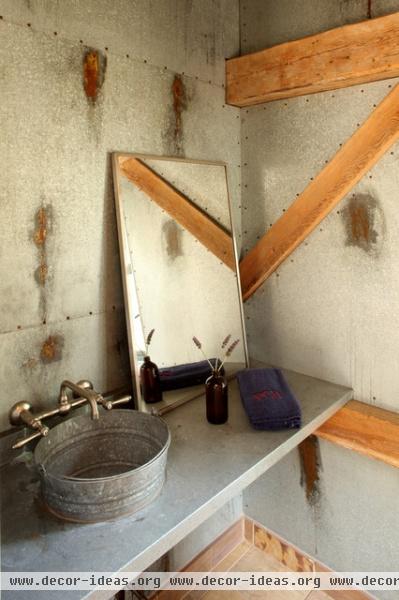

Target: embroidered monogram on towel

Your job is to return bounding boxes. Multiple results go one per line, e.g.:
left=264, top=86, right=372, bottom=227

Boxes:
left=253, top=389, right=283, bottom=401
left=237, top=368, right=302, bottom=430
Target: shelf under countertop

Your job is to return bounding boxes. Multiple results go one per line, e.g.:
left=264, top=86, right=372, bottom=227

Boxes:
left=0, top=362, right=352, bottom=600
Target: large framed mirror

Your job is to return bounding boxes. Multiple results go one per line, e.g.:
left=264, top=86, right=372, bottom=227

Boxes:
left=112, top=153, right=248, bottom=414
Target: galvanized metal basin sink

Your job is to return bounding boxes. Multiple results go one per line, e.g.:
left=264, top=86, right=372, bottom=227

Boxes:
left=34, top=409, right=170, bottom=523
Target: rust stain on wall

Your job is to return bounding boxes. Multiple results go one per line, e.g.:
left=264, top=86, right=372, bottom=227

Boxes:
left=164, top=74, right=188, bottom=156
left=34, top=207, right=47, bottom=246
left=162, top=220, right=183, bottom=260
left=34, top=206, right=49, bottom=286
left=83, top=49, right=107, bottom=103
left=22, top=357, right=39, bottom=369
left=298, top=436, right=320, bottom=504
left=33, top=206, right=51, bottom=287
left=35, top=261, right=48, bottom=286
left=172, top=75, right=187, bottom=139
left=350, top=202, right=370, bottom=244
left=40, top=335, right=64, bottom=364
left=163, top=74, right=191, bottom=156
left=342, top=193, right=384, bottom=255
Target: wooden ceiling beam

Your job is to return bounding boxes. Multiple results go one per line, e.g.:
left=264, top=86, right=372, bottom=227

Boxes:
left=226, top=12, right=399, bottom=107
left=119, top=157, right=236, bottom=271
left=240, top=83, right=399, bottom=301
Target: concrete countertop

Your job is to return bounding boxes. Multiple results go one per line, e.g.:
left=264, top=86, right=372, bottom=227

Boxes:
left=0, top=366, right=352, bottom=599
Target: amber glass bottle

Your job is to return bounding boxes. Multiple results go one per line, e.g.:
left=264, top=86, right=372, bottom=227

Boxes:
left=140, top=356, right=163, bottom=404
left=205, top=370, right=228, bottom=424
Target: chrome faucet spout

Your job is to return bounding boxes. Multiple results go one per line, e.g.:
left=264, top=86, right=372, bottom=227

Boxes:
left=9, top=391, right=131, bottom=449
left=59, top=380, right=101, bottom=420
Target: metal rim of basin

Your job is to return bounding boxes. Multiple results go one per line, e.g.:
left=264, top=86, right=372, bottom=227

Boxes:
left=34, top=410, right=171, bottom=483
left=33, top=409, right=171, bottom=522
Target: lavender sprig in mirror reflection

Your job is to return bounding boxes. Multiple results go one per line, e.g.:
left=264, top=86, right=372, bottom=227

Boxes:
left=145, top=328, right=155, bottom=356
left=192, top=335, right=240, bottom=374
left=218, top=338, right=240, bottom=373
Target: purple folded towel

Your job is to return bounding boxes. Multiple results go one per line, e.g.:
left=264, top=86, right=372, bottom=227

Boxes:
left=236, top=368, right=301, bottom=430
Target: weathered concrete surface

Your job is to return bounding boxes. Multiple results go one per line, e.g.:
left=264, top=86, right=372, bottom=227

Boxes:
left=240, top=0, right=398, bottom=54
left=0, top=0, right=238, bottom=87
left=1, top=368, right=351, bottom=599
left=244, top=441, right=399, bottom=574
left=0, top=3, right=240, bottom=432
left=241, top=1, right=399, bottom=594
left=242, top=75, right=399, bottom=409
left=0, top=311, right=129, bottom=415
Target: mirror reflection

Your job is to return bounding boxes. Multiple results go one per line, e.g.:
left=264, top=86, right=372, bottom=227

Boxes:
left=112, top=153, right=248, bottom=414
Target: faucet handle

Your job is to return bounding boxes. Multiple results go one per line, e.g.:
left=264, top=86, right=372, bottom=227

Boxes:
left=101, top=395, right=131, bottom=410
left=9, top=402, right=47, bottom=431
left=9, top=401, right=50, bottom=449
left=9, top=401, right=33, bottom=427
left=12, top=426, right=49, bottom=450
left=76, top=380, right=94, bottom=393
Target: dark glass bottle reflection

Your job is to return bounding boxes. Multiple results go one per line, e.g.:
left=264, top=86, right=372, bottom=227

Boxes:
left=140, top=356, right=163, bottom=404
left=205, top=370, right=228, bottom=424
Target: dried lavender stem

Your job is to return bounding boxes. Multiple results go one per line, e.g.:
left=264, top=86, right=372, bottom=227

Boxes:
left=218, top=340, right=240, bottom=373
left=199, top=347, right=215, bottom=371
left=145, top=328, right=155, bottom=355
left=193, top=336, right=214, bottom=371
left=221, top=334, right=231, bottom=349
left=217, top=357, right=227, bottom=373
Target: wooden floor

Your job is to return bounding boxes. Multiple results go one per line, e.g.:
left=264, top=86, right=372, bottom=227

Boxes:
left=182, top=542, right=330, bottom=600
left=155, top=519, right=367, bottom=600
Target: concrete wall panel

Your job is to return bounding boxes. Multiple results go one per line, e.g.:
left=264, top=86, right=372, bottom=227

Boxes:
left=242, top=75, right=399, bottom=412
left=0, top=0, right=238, bottom=86
left=0, top=3, right=240, bottom=431
left=241, top=0, right=370, bottom=54
left=241, top=0, right=399, bottom=589
left=0, top=309, right=130, bottom=430
left=243, top=450, right=317, bottom=555
left=244, top=442, right=399, bottom=599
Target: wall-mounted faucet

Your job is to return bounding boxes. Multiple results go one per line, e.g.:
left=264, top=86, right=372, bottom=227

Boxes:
left=59, top=380, right=102, bottom=420
left=9, top=380, right=131, bottom=449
